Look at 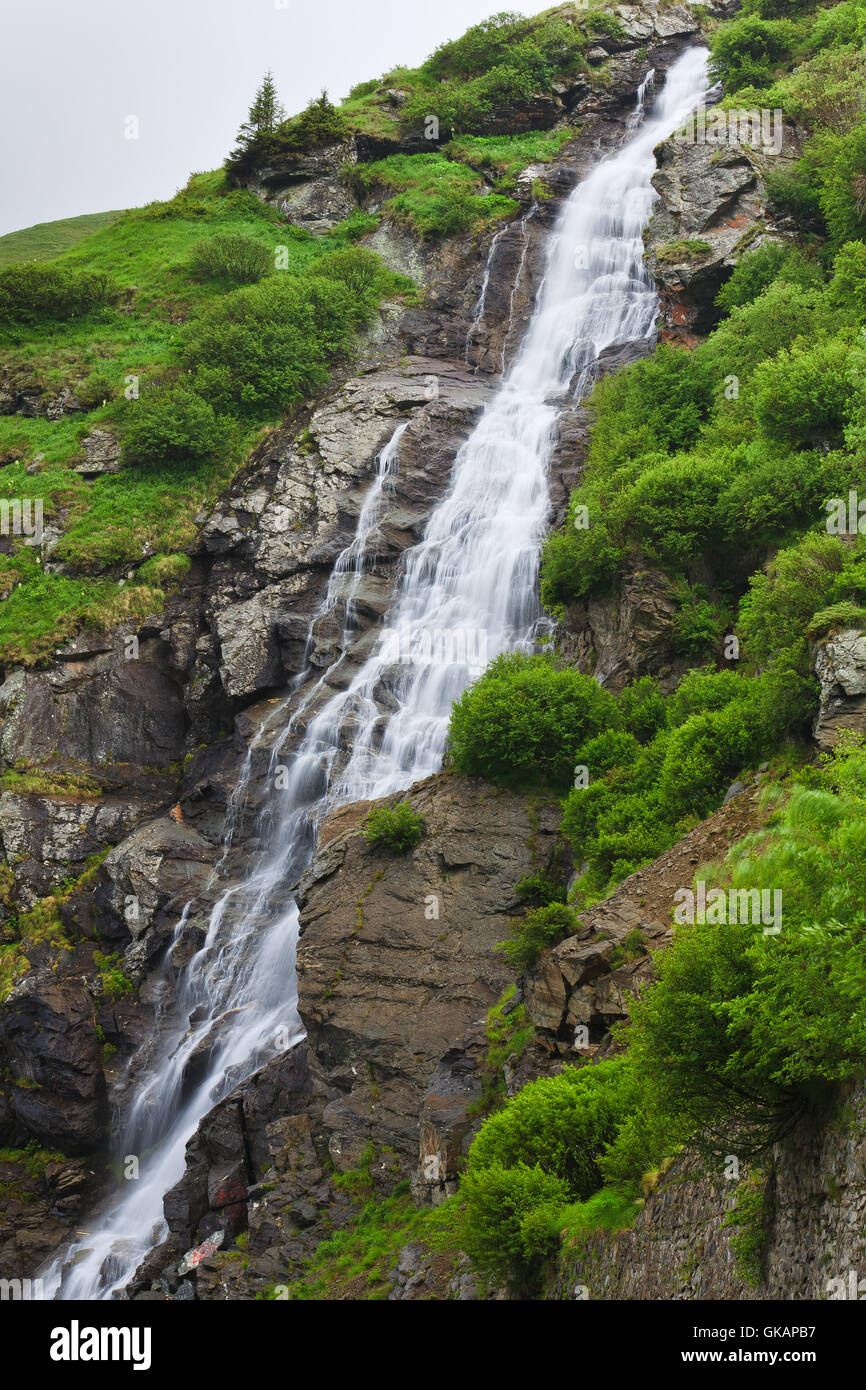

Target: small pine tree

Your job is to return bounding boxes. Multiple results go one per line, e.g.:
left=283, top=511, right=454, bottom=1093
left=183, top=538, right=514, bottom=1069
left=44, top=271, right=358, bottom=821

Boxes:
left=227, top=71, right=286, bottom=171
left=245, top=70, right=286, bottom=137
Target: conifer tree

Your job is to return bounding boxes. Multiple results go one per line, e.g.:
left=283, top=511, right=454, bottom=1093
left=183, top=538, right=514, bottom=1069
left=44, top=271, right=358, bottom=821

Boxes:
left=226, top=70, right=286, bottom=174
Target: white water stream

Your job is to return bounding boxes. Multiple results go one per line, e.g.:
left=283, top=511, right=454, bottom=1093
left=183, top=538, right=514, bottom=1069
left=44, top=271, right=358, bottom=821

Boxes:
left=48, top=46, right=709, bottom=1299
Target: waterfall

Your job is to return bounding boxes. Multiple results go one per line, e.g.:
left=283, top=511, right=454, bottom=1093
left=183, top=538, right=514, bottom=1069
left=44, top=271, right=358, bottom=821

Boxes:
left=47, top=45, right=709, bottom=1300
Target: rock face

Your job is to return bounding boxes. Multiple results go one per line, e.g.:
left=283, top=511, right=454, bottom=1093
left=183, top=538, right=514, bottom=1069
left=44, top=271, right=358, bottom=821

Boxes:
left=644, top=116, right=802, bottom=341
left=295, top=776, right=561, bottom=1187
left=0, top=1154, right=96, bottom=1281
left=813, top=628, right=866, bottom=749
left=123, top=776, right=562, bottom=1298
left=0, top=8, right=779, bottom=1293
left=558, top=562, right=682, bottom=692
left=0, top=971, right=107, bottom=1153
left=523, top=781, right=772, bottom=1058
left=554, top=1079, right=866, bottom=1300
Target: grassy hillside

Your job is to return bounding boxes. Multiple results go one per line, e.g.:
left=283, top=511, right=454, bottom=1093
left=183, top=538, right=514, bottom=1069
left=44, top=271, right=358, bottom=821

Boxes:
left=0, top=211, right=124, bottom=268
left=0, top=173, right=409, bottom=665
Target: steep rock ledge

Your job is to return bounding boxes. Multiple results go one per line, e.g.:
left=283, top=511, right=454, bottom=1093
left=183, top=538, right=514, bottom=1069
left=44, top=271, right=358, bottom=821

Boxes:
left=554, top=1080, right=866, bottom=1300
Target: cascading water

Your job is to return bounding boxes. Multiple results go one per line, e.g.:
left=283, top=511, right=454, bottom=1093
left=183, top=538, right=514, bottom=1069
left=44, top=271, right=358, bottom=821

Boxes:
left=48, top=45, right=709, bottom=1299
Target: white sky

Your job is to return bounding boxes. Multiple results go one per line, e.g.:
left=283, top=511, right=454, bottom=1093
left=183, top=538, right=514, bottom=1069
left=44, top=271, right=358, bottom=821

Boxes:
left=0, top=0, right=553, bottom=237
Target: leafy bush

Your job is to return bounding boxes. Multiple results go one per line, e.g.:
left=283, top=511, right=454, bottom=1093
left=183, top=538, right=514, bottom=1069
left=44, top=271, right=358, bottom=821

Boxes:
left=458, top=1162, right=569, bottom=1293
left=752, top=333, right=855, bottom=448
left=307, top=245, right=397, bottom=302
left=500, top=901, right=576, bottom=971
left=829, top=240, right=866, bottom=319
left=0, top=263, right=113, bottom=323
left=737, top=532, right=860, bottom=665
left=189, top=234, right=272, bottom=285
left=709, top=14, right=796, bottom=91
left=361, top=802, right=425, bottom=854
left=180, top=275, right=361, bottom=416
left=604, top=739, right=866, bottom=1173
left=121, top=387, right=228, bottom=466
left=715, top=242, right=823, bottom=315
left=75, top=373, right=115, bottom=411
left=468, top=1059, right=640, bottom=1198
left=447, top=652, right=619, bottom=789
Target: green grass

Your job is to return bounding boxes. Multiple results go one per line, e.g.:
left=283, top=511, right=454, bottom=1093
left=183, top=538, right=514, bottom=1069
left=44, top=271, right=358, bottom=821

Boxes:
left=444, top=129, right=577, bottom=188
left=0, top=176, right=393, bottom=664
left=352, top=152, right=518, bottom=239
left=280, top=1181, right=449, bottom=1300
left=0, top=211, right=124, bottom=268
left=655, top=239, right=714, bottom=265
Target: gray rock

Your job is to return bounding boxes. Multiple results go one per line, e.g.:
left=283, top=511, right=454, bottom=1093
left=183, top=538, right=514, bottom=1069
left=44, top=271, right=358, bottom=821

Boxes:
left=813, top=627, right=866, bottom=749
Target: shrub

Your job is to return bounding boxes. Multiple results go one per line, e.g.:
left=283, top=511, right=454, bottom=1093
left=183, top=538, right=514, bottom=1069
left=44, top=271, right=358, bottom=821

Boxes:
left=447, top=652, right=619, bottom=789
left=829, top=240, right=866, bottom=319
left=752, top=334, right=855, bottom=448
left=361, top=802, right=425, bottom=854
left=612, top=741, right=866, bottom=1165
left=805, top=599, right=866, bottom=640
left=500, top=901, right=576, bottom=971
left=189, top=234, right=272, bottom=285
left=0, top=263, right=113, bottom=324
left=308, top=246, right=394, bottom=302
left=715, top=242, right=823, bottom=315
left=121, top=387, right=228, bottom=466
left=75, top=373, right=115, bottom=411
left=737, top=532, right=856, bottom=665
left=458, top=1162, right=569, bottom=1293
left=618, top=676, right=667, bottom=742
left=180, top=275, right=360, bottom=416
left=709, top=15, right=796, bottom=92
left=468, top=1059, right=640, bottom=1198
left=540, top=520, right=623, bottom=607
left=764, top=161, right=825, bottom=230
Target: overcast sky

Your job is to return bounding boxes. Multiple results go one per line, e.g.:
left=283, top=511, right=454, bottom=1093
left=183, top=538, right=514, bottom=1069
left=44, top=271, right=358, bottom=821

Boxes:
left=1, top=0, right=553, bottom=237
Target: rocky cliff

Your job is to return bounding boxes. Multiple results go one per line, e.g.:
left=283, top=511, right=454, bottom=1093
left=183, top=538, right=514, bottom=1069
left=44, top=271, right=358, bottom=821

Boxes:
left=5, top=0, right=857, bottom=1305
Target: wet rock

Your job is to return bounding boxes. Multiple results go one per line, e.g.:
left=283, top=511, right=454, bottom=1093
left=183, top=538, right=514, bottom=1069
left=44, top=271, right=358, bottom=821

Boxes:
left=0, top=972, right=107, bottom=1153
left=813, top=628, right=866, bottom=749
left=295, top=775, right=562, bottom=1176
left=644, top=118, right=802, bottom=341
left=74, top=429, right=122, bottom=477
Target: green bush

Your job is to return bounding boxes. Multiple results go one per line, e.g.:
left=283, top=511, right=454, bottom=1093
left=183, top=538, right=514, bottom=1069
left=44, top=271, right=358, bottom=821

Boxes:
left=500, top=901, right=576, bottom=971
left=0, top=263, right=114, bottom=323
left=829, top=241, right=866, bottom=319
left=75, top=373, right=115, bottom=411
left=468, top=1059, right=640, bottom=1198
left=752, top=333, right=855, bottom=448
left=361, top=802, right=425, bottom=854
left=737, top=532, right=859, bottom=665
left=709, top=14, right=796, bottom=91
left=447, top=652, right=619, bottom=789
left=180, top=275, right=361, bottom=416
left=539, top=519, right=623, bottom=608
left=613, top=740, right=866, bottom=1165
left=715, top=243, right=823, bottom=315
left=307, top=245, right=397, bottom=302
left=458, top=1162, right=569, bottom=1293
left=121, top=387, right=228, bottom=466
left=189, top=233, right=272, bottom=285
left=764, top=161, right=825, bottom=230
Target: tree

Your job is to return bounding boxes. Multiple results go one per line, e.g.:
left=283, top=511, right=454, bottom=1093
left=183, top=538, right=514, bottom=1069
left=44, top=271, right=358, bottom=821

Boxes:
left=243, top=69, right=285, bottom=138
left=227, top=71, right=286, bottom=170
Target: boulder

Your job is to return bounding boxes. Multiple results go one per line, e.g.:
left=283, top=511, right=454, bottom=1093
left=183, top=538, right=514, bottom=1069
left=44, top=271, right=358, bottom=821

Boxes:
left=813, top=628, right=866, bottom=749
